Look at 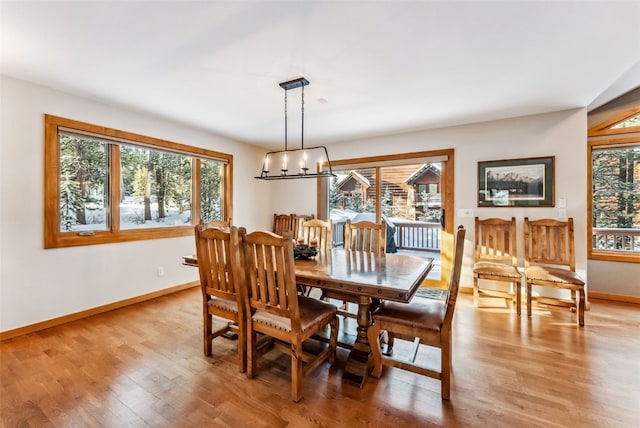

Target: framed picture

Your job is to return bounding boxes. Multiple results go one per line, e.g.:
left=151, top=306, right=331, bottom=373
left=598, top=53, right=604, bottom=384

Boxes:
left=478, top=156, right=554, bottom=207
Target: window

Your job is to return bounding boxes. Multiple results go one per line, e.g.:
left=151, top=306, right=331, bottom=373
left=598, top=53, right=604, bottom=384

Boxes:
left=588, top=107, right=640, bottom=262
left=45, top=115, right=232, bottom=248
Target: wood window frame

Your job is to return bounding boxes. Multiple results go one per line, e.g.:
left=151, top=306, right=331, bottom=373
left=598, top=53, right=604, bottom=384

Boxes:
left=587, top=106, right=640, bottom=263
left=44, top=114, right=233, bottom=248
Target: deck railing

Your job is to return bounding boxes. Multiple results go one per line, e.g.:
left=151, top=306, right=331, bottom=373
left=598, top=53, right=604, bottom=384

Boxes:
left=331, top=219, right=441, bottom=251
left=393, top=220, right=441, bottom=251
left=592, top=227, right=640, bottom=252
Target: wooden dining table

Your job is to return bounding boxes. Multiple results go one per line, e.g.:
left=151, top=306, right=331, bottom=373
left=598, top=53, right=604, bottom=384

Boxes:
left=183, top=249, right=433, bottom=387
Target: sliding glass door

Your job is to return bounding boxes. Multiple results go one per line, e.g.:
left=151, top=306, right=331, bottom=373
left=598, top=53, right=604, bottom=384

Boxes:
left=321, top=149, right=454, bottom=287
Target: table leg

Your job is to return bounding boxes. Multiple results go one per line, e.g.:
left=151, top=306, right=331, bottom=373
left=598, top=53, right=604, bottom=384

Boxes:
left=343, top=295, right=373, bottom=387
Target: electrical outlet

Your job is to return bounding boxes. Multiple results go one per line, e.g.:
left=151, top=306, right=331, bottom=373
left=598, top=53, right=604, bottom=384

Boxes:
left=157, top=266, right=165, bottom=277
left=558, top=209, right=567, bottom=219
left=457, top=208, right=474, bottom=218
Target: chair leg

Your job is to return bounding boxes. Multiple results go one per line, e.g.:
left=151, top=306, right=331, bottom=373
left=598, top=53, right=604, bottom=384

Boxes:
left=578, top=289, right=585, bottom=327
left=526, top=282, right=532, bottom=317
left=247, top=329, right=257, bottom=379
left=441, top=332, right=451, bottom=400
left=367, top=321, right=384, bottom=378
left=329, top=317, right=338, bottom=365
left=473, top=276, right=479, bottom=307
left=291, top=342, right=303, bottom=402
left=204, top=312, right=212, bottom=356
left=516, top=280, right=521, bottom=316
left=237, top=319, right=247, bottom=373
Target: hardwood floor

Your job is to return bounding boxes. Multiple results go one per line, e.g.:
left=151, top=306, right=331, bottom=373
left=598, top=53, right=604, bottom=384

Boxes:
left=2, top=288, right=639, bottom=427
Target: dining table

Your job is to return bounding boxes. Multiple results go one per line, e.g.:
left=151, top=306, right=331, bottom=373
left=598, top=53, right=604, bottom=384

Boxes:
left=183, top=248, right=433, bottom=387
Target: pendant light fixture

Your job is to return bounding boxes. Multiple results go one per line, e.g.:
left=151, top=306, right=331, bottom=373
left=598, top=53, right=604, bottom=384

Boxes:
left=255, top=77, right=336, bottom=180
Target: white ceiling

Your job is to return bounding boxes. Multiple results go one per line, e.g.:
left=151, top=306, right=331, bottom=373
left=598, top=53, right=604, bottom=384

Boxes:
left=1, top=1, right=639, bottom=149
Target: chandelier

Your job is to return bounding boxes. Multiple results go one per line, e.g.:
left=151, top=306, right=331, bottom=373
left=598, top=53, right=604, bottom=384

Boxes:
left=255, top=77, right=336, bottom=180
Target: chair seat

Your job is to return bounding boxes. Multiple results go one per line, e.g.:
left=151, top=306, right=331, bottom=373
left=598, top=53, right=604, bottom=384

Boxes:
left=473, top=261, right=522, bottom=279
left=208, top=296, right=239, bottom=313
left=525, top=266, right=585, bottom=285
left=253, top=296, right=337, bottom=333
left=373, top=299, right=446, bottom=333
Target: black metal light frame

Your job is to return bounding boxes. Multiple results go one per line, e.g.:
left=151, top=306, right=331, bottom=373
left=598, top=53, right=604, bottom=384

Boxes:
left=255, top=77, right=336, bottom=180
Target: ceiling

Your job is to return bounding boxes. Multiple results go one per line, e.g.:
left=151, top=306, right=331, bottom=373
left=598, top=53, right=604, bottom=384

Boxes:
left=1, top=1, right=639, bottom=149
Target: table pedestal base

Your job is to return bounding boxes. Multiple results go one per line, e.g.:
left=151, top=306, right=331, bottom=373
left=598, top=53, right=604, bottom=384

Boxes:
left=343, top=342, right=372, bottom=386
left=342, top=295, right=375, bottom=387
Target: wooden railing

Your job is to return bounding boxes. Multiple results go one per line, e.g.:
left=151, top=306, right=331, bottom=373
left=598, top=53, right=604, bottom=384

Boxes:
left=592, top=227, right=640, bottom=252
left=332, top=220, right=346, bottom=248
left=332, top=219, right=441, bottom=251
left=394, top=220, right=441, bottom=251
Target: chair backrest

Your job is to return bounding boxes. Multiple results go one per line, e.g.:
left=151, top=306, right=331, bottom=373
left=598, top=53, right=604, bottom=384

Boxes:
left=474, top=217, right=517, bottom=266
left=344, top=219, right=386, bottom=254
left=194, top=223, right=245, bottom=303
left=443, top=226, right=467, bottom=327
left=273, top=213, right=297, bottom=237
left=240, top=230, right=302, bottom=332
left=295, top=214, right=315, bottom=241
left=300, top=219, right=332, bottom=251
left=200, top=218, right=232, bottom=229
left=523, top=217, right=576, bottom=271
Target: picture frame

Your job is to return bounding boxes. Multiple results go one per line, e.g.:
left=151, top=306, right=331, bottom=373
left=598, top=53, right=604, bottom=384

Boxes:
left=477, top=156, right=554, bottom=207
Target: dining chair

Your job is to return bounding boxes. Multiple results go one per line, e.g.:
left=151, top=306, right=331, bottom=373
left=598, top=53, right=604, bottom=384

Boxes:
left=299, top=218, right=332, bottom=250
left=272, top=213, right=297, bottom=238
left=473, top=217, right=523, bottom=314
left=194, top=223, right=247, bottom=372
left=367, top=226, right=466, bottom=400
left=523, top=217, right=585, bottom=326
left=297, top=218, right=332, bottom=297
left=239, top=230, right=339, bottom=402
left=295, top=213, right=315, bottom=242
left=344, top=219, right=387, bottom=254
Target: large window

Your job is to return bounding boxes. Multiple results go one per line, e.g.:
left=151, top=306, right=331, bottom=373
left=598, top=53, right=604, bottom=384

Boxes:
left=45, top=115, right=232, bottom=248
left=588, top=108, right=640, bottom=263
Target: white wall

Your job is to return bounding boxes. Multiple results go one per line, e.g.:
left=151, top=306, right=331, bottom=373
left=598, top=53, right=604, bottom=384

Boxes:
left=0, top=76, right=270, bottom=332
left=269, top=108, right=591, bottom=293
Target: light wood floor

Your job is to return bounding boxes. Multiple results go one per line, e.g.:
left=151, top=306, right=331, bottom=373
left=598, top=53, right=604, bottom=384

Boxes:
left=2, top=288, right=639, bottom=428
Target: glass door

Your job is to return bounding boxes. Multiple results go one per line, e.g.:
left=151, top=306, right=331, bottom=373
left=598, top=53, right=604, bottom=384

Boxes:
left=323, top=149, right=454, bottom=288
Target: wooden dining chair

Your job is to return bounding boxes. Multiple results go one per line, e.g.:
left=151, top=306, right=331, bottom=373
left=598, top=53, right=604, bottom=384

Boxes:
left=239, top=230, right=339, bottom=402
left=272, top=213, right=297, bottom=238
left=295, top=213, right=315, bottom=242
left=367, top=226, right=466, bottom=400
left=473, top=217, right=523, bottom=314
left=299, top=218, right=332, bottom=250
left=194, top=224, right=246, bottom=372
left=523, top=217, right=586, bottom=326
left=344, top=219, right=387, bottom=254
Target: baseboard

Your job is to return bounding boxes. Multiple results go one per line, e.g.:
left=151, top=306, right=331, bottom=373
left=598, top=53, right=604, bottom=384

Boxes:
left=461, top=286, right=639, bottom=305
left=588, top=291, right=640, bottom=305
left=0, top=281, right=199, bottom=341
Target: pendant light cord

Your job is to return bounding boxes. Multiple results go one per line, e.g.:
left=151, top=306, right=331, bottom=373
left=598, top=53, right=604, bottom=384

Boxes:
left=284, top=89, right=288, bottom=152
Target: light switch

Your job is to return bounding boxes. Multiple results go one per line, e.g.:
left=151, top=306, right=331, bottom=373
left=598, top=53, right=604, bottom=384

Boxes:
left=558, top=198, right=567, bottom=208
left=558, top=209, right=567, bottom=219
